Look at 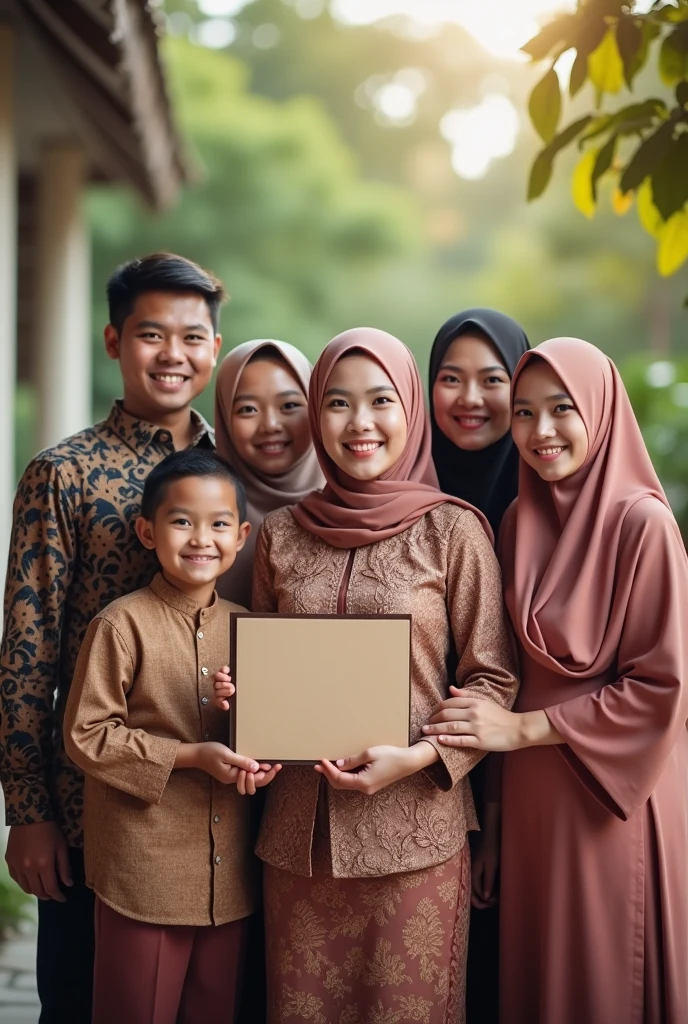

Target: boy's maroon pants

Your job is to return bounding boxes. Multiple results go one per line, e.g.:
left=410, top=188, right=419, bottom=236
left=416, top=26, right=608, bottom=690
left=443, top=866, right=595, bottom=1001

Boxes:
left=92, top=898, right=248, bottom=1024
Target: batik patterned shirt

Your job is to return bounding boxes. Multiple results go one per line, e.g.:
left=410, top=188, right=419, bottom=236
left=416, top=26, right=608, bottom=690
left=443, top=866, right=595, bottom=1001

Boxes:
left=0, top=402, right=213, bottom=845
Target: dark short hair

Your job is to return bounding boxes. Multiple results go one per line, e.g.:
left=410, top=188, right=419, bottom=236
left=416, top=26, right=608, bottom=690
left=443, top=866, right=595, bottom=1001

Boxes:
left=141, top=449, right=247, bottom=524
left=106, top=253, right=227, bottom=333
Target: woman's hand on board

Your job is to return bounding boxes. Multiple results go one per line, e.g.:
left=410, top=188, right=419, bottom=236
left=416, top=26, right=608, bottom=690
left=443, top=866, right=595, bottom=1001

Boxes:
left=213, top=666, right=235, bottom=710
left=422, top=687, right=562, bottom=751
left=315, top=741, right=438, bottom=796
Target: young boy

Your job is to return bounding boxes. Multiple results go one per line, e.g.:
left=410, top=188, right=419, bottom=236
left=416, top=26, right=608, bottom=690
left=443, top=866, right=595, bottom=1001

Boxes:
left=63, top=449, right=279, bottom=1024
left=0, top=253, right=225, bottom=1023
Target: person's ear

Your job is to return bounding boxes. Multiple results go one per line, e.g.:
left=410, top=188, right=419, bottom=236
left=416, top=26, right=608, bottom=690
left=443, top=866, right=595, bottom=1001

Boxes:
left=212, top=333, right=222, bottom=365
left=236, top=520, right=251, bottom=552
left=104, top=324, right=121, bottom=362
left=135, top=516, right=156, bottom=551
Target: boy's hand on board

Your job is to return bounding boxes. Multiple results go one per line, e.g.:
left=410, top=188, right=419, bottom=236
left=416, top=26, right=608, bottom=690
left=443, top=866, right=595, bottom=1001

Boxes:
left=213, top=666, right=234, bottom=710
left=236, top=763, right=282, bottom=796
left=186, top=741, right=257, bottom=783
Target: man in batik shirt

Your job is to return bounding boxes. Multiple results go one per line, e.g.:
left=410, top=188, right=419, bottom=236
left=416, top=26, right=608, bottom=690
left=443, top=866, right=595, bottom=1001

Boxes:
left=0, top=252, right=226, bottom=1023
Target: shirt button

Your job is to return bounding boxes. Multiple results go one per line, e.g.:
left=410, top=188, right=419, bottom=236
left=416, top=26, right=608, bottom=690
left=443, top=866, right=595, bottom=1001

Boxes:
left=201, top=697, right=209, bottom=705
left=197, top=631, right=204, bottom=639
left=213, top=815, right=220, bottom=823
left=159, top=431, right=171, bottom=443
left=215, top=855, right=221, bottom=864
left=201, top=667, right=209, bottom=676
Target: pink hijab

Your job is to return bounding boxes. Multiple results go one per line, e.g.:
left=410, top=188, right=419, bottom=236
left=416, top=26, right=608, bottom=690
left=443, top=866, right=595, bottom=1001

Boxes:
left=505, top=336, right=675, bottom=676
left=291, top=327, right=492, bottom=547
left=215, top=339, right=324, bottom=606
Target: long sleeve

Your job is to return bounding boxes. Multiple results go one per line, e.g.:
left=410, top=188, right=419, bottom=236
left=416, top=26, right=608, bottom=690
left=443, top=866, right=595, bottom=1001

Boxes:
left=0, top=459, right=76, bottom=825
left=426, top=509, right=519, bottom=790
left=546, top=500, right=688, bottom=820
left=251, top=522, right=278, bottom=613
left=63, top=616, right=179, bottom=804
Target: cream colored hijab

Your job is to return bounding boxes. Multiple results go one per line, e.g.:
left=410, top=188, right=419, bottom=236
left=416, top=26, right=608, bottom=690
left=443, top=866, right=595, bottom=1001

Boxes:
left=215, top=339, right=324, bottom=606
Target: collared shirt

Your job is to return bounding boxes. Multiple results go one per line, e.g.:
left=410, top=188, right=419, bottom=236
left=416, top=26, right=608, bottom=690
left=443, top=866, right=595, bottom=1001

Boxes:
left=0, top=403, right=213, bottom=845
left=63, top=574, right=257, bottom=927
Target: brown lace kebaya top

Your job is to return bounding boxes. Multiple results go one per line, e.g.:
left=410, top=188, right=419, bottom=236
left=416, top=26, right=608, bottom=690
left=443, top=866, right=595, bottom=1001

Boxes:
left=252, top=502, right=519, bottom=879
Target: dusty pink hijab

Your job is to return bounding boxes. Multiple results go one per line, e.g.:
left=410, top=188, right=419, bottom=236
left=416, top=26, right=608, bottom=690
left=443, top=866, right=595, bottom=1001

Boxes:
left=505, top=336, right=675, bottom=676
left=215, top=339, right=324, bottom=606
left=291, top=327, right=492, bottom=547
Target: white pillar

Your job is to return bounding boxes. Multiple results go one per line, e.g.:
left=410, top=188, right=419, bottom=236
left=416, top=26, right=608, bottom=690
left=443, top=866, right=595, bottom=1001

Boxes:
left=0, top=23, right=17, bottom=588
left=35, top=142, right=91, bottom=452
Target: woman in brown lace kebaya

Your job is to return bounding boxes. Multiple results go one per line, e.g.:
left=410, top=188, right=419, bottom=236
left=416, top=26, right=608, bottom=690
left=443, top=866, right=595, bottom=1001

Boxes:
left=249, top=328, right=519, bottom=1024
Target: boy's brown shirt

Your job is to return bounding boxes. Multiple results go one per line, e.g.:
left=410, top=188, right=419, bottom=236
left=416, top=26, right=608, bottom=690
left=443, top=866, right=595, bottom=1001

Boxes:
left=63, top=573, right=257, bottom=927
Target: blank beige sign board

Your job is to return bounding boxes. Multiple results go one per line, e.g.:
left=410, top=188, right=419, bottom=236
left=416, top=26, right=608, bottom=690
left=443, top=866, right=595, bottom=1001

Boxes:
left=229, top=613, right=411, bottom=763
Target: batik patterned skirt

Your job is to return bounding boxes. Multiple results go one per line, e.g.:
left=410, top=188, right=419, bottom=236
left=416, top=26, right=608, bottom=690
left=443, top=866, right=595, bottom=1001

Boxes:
left=264, top=842, right=470, bottom=1024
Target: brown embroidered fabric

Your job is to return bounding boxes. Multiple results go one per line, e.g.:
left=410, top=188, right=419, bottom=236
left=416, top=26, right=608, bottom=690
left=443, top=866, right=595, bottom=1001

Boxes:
left=63, top=574, right=257, bottom=927
left=265, top=837, right=470, bottom=1024
left=252, top=503, right=518, bottom=879
left=0, top=403, right=213, bottom=845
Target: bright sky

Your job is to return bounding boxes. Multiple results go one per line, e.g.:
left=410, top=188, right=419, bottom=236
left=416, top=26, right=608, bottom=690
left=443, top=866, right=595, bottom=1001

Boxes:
left=195, top=0, right=659, bottom=180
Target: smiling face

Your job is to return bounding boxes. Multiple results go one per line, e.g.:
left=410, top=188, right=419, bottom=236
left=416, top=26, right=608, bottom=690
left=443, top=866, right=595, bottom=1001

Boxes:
left=511, top=359, right=589, bottom=482
left=432, top=332, right=511, bottom=451
left=230, top=355, right=311, bottom=476
left=136, top=474, right=250, bottom=603
left=104, top=291, right=222, bottom=422
left=319, top=353, right=408, bottom=481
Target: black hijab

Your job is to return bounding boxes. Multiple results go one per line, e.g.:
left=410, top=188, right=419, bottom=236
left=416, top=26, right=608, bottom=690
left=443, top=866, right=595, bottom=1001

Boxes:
left=429, top=308, right=530, bottom=536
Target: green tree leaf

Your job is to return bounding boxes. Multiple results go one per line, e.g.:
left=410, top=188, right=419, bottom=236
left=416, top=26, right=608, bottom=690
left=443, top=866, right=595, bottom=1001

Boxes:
left=619, top=120, right=676, bottom=192
left=616, top=15, right=645, bottom=87
left=522, top=16, right=577, bottom=60
left=579, top=100, right=666, bottom=145
left=569, top=50, right=589, bottom=97
left=658, top=208, right=688, bottom=275
left=528, top=68, right=562, bottom=143
left=528, top=149, right=555, bottom=200
left=588, top=27, right=626, bottom=93
left=659, top=24, right=688, bottom=84
left=651, top=133, right=688, bottom=219
left=677, top=80, right=688, bottom=105
left=592, top=133, right=618, bottom=198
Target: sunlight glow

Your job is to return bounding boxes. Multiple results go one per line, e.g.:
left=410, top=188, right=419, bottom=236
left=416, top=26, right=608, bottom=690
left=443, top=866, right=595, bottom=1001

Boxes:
left=332, top=0, right=577, bottom=60
left=440, top=94, right=519, bottom=179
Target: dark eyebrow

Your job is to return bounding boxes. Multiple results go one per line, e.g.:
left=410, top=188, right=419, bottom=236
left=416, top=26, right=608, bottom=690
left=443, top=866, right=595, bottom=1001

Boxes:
left=134, top=320, right=210, bottom=333
left=233, top=389, right=303, bottom=402
left=324, top=385, right=397, bottom=397
left=168, top=506, right=235, bottom=518
left=513, top=393, right=571, bottom=406
left=440, top=362, right=507, bottom=374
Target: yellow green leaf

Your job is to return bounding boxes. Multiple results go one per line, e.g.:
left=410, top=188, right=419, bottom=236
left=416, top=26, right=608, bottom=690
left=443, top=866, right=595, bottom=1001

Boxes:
left=572, top=149, right=598, bottom=219
left=637, top=178, right=664, bottom=238
left=612, top=188, right=633, bottom=216
left=588, top=29, right=625, bottom=94
left=657, top=208, right=688, bottom=276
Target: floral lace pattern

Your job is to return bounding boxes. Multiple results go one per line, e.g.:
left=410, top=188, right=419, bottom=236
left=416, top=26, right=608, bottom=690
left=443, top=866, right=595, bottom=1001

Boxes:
left=265, top=842, right=470, bottom=1024
left=252, top=504, right=518, bottom=880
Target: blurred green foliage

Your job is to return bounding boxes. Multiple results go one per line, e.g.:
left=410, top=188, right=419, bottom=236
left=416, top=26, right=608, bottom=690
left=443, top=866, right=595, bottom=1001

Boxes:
left=0, top=861, right=33, bottom=944
left=623, top=353, right=688, bottom=531
left=13, top=0, right=688, bottom=525
left=522, top=0, right=688, bottom=292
